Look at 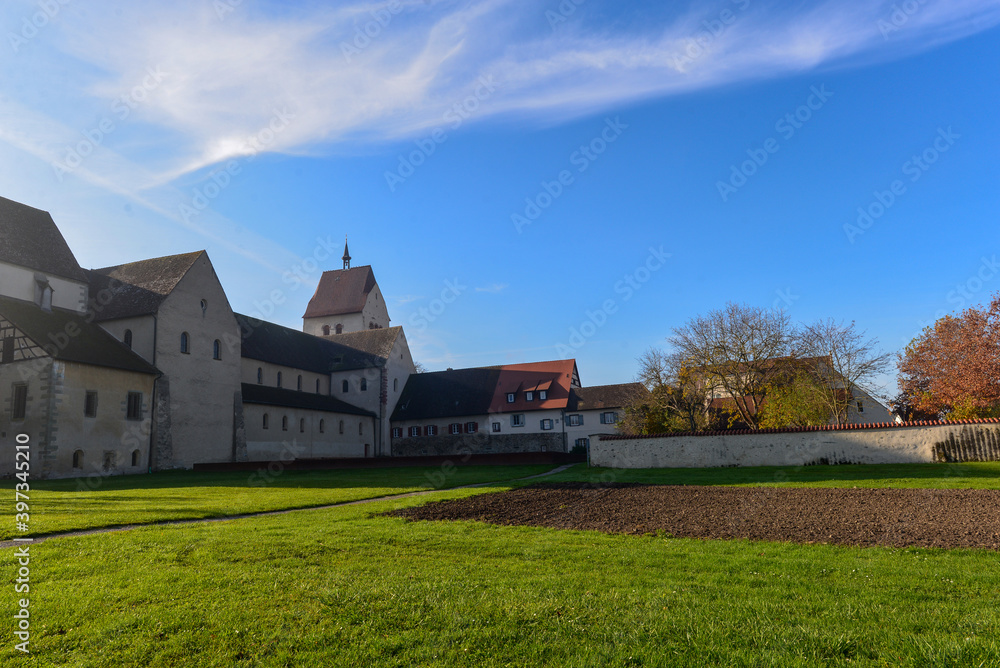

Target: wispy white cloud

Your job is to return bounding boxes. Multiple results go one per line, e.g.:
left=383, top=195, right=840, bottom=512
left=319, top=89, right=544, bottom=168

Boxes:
left=475, top=282, right=508, bottom=293
left=6, top=0, right=999, bottom=187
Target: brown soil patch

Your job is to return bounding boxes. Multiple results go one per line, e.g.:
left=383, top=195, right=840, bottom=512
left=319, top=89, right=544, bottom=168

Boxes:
left=387, top=483, right=1000, bottom=550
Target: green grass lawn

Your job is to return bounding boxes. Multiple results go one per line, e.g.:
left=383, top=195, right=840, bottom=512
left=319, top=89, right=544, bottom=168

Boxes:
left=4, top=461, right=1000, bottom=666
left=3, top=486, right=999, bottom=667
left=546, top=460, right=1000, bottom=489
left=0, top=465, right=553, bottom=541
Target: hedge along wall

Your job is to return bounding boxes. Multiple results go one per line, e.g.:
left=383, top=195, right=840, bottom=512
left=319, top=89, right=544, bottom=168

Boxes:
left=590, top=418, right=1000, bottom=469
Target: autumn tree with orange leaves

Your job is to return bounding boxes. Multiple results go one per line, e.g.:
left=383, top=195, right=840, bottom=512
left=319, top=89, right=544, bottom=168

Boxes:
left=896, top=294, right=1000, bottom=418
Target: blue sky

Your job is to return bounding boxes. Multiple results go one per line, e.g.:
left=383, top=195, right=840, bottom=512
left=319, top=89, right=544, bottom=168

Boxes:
left=2, top=0, right=999, bottom=393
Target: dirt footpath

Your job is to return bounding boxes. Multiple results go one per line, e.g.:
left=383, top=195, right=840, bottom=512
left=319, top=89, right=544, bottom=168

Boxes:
left=387, top=483, right=1000, bottom=550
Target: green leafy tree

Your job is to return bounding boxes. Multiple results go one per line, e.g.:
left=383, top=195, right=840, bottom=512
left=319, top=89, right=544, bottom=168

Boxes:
left=757, top=372, right=831, bottom=428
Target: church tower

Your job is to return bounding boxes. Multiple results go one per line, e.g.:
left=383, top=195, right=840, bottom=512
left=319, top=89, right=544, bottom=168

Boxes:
left=302, top=241, right=390, bottom=336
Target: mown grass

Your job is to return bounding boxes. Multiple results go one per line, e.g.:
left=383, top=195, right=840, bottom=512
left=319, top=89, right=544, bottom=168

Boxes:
left=545, top=460, right=1000, bottom=489
left=2, top=488, right=999, bottom=667
left=0, top=465, right=553, bottom=541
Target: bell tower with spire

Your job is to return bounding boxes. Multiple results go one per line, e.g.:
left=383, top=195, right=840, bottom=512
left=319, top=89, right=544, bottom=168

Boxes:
left=301, top=238, right=390, bottom=336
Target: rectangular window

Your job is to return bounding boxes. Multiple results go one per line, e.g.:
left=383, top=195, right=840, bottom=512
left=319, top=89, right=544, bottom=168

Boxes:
left=540, top=419, right=553, bottom=430
left=600, top=411, right=617, bottom=424
left=511, top=414, right=525, bottom=427
left=126, top=392, right=142, bottom=421
left=391, top=427, right=402, bottom=439
left=506, top=393, right=515, bottom=403
left=449, top=423, right=462, bottom=435
left=464, top=422, right=478, bottom=434
left=409, top=426, right=421, bottom=437
left=84, top=391, right=98, bottom=418
left=857, top=400, right=864, bottom=413
left=566, top=414, right=583, bottom=427
left=575, top=438, right=590, bottom=448
left=539, top=390, right=547, bottom=400
left=492, top=422, right=501, bottom=433
left=525, top=391, right=534, bottom=402
left=425, top=425, right=438, bottom=436
left=12, top=384, right=27, bottom=420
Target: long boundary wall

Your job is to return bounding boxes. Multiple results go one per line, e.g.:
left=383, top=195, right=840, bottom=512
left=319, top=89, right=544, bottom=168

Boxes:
left=591, top=419, right=1000, bottom=469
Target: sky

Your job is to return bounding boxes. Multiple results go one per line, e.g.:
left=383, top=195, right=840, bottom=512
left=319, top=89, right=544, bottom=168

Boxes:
left=2, top=0, right=999, bottom=394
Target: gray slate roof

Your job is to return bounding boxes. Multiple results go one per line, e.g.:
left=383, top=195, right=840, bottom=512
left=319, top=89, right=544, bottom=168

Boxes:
left=0, top=196, right=88, bottom=282
left=88, top=251, right=204, bottom=321
left=390, top=367, right=502, bottom=421
left=236, top=314, right=398, bottom=373
left=241, top=383, right=374, bottom=416
left=0, top=296, right=158, bottom=375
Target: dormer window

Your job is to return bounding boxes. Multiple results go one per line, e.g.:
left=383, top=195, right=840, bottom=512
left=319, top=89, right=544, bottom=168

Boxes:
left=506, top=393, right=515, bottom=403
left=539, top=390, right=547, bottom=400
left=525, top=391, right=534, bottom=402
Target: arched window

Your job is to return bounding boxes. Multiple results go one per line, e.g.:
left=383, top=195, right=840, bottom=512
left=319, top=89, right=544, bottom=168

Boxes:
left=123, top=329, right=133, bottom=349
left=300, top=418, right=305, bottom=433
left=360, top=378, right=367, bottom=391
left=72, top=450, right=84, bottom=469
left=335, top=324, right=343, bottom=334
left=131, top=449, right=140, bottom=467
left=359, top=422, right=364, bottom=435
left=281, top=416, right=288, bottom=431
left=393, top=378, right=398, bottom=392
left=342, top=380, right=349, bottom=393
left=322, top=325, right=330, bottom=335
left=257, top=368, right=263, bottom=384
left=213, top=340, right=221, bottom=360
left=180, top=332, right=190, bottom=354
left=319, top=419, right=325, bottom=433
left=200, top=299, right=208, bottom=314
left=263, top=413, right=269, bottom=429
left=339, top=420, right=344, bottom=434
left=316, top=379, right=321, bottom=393
left=297, top=375, right=302, bottom=391
left=276, top=372, right=282, bottom=388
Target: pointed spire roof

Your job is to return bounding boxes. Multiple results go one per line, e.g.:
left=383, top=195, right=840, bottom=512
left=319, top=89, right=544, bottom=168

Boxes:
left=342, top=236, right=351, bottom=269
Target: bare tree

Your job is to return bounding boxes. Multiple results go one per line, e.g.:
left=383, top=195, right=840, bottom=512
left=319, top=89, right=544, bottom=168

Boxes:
left=797, top=318, right=891, bottom=425
left=667, top=302, right=795, bottom=429
left=629, top=348, right=712, bottom=432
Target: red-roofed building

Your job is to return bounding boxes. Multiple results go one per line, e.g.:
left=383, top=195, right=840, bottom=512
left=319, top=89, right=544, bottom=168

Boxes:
left=302, top=241, right=390, bottom=336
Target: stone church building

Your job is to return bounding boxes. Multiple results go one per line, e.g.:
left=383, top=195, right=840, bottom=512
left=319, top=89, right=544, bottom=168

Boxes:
left=0, top=196, right=641, bottom=479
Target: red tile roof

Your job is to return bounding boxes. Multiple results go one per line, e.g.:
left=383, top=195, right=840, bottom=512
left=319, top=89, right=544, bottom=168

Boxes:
left=489, top=360, right=579, bottom=413
left=302, top=266, right=377, bottom=318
